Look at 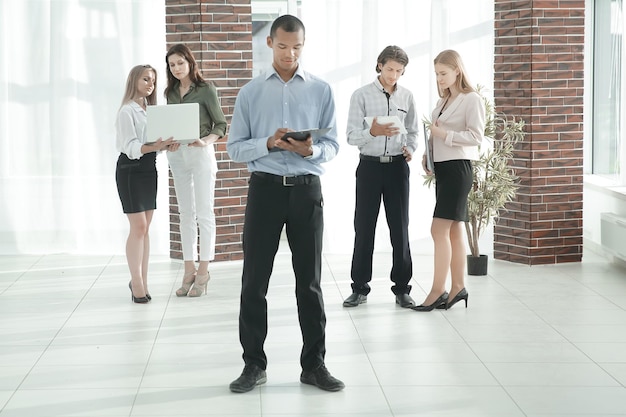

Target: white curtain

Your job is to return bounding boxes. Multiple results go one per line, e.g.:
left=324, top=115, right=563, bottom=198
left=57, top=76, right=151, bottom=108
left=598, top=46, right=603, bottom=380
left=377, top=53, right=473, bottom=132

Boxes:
left=300, top=0, right=494, bottom=253
left=0, top=0, right=493, bottom=256
left=0, top=0, right=168, bottom=255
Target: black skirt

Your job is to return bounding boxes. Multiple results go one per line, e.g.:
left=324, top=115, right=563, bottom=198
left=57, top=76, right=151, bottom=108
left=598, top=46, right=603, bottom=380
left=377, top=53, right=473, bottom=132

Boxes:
left=433, top=159, right=473, bottom=221
left=115, top=152, right=157, bottom=214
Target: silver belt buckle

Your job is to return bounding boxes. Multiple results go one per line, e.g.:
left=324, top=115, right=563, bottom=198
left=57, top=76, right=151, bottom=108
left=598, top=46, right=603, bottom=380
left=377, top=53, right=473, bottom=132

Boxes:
left=379, top=156, right=392, bottom=163
left=282, top=176, right=295, bottom=186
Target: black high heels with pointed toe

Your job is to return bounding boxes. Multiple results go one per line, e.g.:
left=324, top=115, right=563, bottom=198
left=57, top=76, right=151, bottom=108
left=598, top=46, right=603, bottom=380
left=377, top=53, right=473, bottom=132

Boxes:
left=411, top=292, right=449, bottom=312
left=128, top=281, right=150, bottom=304
left=446, top=288, right=468, bottom=309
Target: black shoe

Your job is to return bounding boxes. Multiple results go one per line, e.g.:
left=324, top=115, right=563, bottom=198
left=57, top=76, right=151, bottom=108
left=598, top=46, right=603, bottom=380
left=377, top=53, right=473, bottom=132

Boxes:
left=300, top=364, right=345, bottom=392
left=395, top=293, right=415, bottom=308
left=343, top=292, right=367, bottom=307
left=446, top=288, right=469, bottom=309
left=129, top=282, right=149, bottom=304
left=131, top=295, right=150, bottom=304
left=411, top=292, right=449, bottom=312
left=229, top=364, right=267, bottom=393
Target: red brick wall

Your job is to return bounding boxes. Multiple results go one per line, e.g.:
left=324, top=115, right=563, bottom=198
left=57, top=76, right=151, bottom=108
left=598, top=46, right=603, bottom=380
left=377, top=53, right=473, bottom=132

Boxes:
left=165, top=0, right=252, bottom=261
left=493, top=0, right=584, bottom=265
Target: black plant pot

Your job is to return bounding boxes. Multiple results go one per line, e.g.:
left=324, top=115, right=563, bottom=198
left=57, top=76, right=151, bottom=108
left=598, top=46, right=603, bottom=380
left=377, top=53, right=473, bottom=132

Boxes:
left=467, top=254, right=488, bottom=276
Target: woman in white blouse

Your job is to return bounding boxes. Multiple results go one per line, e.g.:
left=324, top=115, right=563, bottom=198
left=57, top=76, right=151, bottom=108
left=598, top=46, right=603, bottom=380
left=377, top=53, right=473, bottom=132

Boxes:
left=115, top=65, right=173, bottom=303
left=413, top=50, right=485, bottom=312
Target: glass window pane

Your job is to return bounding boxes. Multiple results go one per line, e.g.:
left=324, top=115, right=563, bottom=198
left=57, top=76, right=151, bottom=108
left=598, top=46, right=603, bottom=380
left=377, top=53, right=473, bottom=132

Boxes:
left=593, top=0, right=622, bottom=178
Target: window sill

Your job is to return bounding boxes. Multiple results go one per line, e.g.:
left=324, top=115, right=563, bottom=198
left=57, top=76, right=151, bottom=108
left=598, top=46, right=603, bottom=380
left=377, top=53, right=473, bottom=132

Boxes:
left=584, top=175, right=626, bottom=201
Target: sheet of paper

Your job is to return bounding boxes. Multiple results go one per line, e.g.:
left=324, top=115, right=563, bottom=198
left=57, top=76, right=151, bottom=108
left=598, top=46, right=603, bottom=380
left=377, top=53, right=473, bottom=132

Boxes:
left=364, top=115, right=408, bottom=134
left=423, top=123, right=434, bottom=172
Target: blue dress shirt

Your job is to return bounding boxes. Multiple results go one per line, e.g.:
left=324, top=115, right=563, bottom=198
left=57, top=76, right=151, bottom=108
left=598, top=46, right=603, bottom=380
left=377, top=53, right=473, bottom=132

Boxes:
left=227, top=66, right=339, bottom=176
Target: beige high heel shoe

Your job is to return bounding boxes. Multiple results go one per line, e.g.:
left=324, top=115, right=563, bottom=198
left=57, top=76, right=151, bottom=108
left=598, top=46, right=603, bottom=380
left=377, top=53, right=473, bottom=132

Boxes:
left=187, top=272, right=210, bottom=297
left=176, top=270, right=196, bottom=297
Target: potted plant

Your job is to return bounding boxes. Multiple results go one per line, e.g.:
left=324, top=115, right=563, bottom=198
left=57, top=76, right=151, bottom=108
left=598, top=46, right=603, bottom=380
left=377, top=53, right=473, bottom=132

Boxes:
left=424, top=88, right=525, bottom=275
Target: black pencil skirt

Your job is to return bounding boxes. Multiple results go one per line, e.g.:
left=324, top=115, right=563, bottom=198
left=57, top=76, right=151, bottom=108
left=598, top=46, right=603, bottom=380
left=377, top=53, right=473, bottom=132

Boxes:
left=115, top=152, right=157, bottom=214
left=433, top=159, right=473, bottom=221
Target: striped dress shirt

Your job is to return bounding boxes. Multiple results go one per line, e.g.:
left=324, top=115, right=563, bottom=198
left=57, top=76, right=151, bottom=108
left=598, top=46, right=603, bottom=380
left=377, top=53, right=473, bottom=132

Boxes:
left=346, top=77, right=418, bottom=157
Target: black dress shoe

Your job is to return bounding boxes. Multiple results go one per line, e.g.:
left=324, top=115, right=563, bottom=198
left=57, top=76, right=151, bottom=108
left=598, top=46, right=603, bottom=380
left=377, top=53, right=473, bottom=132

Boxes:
left=300, top=364, right=345, bottom=392
left=343, top=292, right=367, bottom=307
left=229, top=364, right=267, bottom=393
left=411, top=292, right=449, bottom=312
left=395, top=293, right=415, bottom=308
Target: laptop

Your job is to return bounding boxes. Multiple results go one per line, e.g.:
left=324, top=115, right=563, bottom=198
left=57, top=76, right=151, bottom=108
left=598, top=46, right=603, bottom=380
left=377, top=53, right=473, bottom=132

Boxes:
left=146, top=103, right=199, bottom=145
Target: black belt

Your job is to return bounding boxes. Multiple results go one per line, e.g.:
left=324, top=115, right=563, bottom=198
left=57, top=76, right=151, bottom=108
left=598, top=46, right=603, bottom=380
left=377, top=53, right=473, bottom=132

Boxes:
left=359, top=154, right=404, bottom=163
left=251, top=171, right=318, bottom=186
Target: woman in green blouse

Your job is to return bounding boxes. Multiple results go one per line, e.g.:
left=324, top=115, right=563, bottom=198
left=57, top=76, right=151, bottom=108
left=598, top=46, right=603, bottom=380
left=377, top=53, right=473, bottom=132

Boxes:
left=164, top=44, right=227, bottom=297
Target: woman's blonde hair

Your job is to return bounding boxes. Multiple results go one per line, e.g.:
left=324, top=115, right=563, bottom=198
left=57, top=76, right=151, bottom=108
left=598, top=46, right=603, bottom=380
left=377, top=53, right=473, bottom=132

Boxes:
left=120, top=64, right=157, bottom=108
left=434, top=50, right=474, bottom=98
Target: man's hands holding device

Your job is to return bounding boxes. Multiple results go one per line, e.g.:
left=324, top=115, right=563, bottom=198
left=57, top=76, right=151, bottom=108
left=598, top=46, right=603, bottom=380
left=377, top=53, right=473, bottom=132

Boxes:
left=268, top=128, right=313, bottom=157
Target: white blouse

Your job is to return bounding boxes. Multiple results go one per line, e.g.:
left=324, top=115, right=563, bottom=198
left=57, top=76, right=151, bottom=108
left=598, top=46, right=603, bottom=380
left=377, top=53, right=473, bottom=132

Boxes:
left=115, top=101, right=147, bottom=160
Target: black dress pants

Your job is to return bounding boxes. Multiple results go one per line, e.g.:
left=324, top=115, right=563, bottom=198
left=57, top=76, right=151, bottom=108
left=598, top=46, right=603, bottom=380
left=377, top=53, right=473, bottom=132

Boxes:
left=350, top=158, right=412, bottom=295
left=238, top=172, right=326, bottom=372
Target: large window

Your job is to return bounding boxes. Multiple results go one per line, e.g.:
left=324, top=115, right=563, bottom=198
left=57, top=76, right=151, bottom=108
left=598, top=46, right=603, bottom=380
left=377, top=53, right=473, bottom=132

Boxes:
left=251, top=0, right=300, bottom=77
left=592, top=0, right=623, bottom=180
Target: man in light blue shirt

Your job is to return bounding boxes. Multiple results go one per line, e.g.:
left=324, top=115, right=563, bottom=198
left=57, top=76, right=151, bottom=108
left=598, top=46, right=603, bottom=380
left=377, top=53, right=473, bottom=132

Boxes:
left=227, top=14, right=343, bottom=394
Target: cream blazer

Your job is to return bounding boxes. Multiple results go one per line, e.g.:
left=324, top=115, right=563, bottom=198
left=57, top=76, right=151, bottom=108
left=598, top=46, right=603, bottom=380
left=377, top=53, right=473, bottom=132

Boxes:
left=429, top=91, right=485, bottom=162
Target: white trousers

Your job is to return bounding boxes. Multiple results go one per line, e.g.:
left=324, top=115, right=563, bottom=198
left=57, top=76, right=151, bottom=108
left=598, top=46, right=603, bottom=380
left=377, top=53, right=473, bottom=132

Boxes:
left=167, top=145, right=217, bottom=261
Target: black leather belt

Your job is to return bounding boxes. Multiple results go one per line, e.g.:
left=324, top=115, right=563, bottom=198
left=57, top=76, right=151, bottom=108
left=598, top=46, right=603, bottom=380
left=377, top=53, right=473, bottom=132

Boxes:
left=251, top=171, right=318, bottom=186
left=359, top=154, right=404, bottom=163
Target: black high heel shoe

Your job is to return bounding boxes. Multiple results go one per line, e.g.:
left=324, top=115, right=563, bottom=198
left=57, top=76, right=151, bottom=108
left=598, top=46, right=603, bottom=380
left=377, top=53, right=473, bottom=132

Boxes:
left=446, top=288, right=468, bottom=310
left=411, top=292, right=448, bottom=312
left=129, top=281, right=150, bottom=304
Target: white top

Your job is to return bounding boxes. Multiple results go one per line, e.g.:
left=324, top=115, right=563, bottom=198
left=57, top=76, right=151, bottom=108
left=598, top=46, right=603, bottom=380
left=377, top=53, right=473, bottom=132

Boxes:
left=115, top=101, right=147, bottom=160
left=429, top=91, right=484, bottom=162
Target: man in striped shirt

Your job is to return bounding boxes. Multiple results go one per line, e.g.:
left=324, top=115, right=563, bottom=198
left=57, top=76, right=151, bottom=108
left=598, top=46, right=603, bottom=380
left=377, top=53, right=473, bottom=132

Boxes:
left=343, top=45, right=419, bottom=309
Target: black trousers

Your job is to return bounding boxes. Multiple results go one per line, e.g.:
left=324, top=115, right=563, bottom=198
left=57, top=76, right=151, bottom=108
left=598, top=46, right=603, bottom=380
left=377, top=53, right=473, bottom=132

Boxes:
left=238, top=172, right=326, bottom=372
left=350, top=158, right=412, bottom=295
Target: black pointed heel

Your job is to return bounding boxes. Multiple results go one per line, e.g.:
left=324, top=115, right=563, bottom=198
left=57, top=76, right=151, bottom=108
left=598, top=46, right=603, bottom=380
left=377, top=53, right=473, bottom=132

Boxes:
left=129, top=281, right=149, bottom=304
left=446, top=288, right=468, bottom=310
left=411, top=292, right=449, bottom=312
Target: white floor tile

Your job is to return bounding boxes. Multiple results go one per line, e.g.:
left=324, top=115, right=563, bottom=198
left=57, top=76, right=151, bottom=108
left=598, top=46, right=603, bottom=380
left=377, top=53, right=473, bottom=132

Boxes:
left=486, top=362, right=620, bottom=386
left=384, top=386, right=525, bottom=416
left=0, top=388, right=135, bottom=417
left=506, top=386, right=626, bottom=414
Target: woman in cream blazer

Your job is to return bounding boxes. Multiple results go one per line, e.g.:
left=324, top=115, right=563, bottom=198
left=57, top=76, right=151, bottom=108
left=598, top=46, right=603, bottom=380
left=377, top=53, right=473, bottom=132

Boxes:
left=413, top=50, right=485, bottom=312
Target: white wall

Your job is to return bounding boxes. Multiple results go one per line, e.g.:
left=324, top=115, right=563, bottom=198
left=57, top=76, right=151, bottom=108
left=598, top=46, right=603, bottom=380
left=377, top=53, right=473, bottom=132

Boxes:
left=583, top=178, right=626, bottom=257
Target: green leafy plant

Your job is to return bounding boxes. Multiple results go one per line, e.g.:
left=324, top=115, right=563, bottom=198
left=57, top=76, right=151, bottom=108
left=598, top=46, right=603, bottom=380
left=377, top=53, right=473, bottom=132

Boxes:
left=423, top=87, right=525, bottom=257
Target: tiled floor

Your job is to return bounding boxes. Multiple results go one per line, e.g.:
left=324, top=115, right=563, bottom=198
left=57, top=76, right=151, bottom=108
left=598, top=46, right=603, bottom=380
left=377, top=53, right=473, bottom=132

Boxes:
left=1, top=246, right=626, bottom=416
